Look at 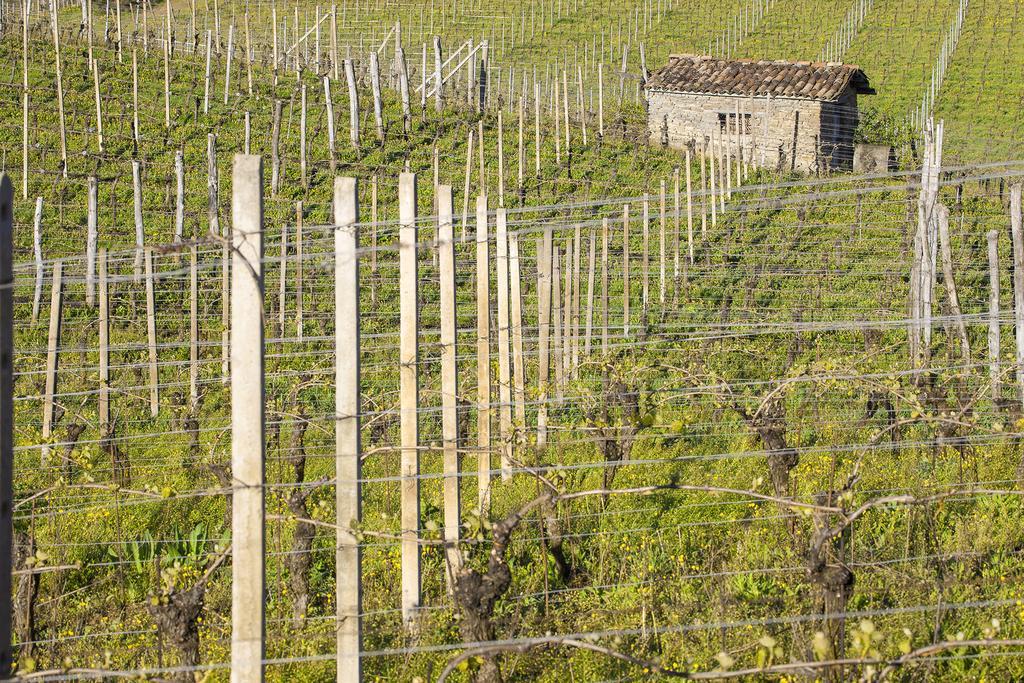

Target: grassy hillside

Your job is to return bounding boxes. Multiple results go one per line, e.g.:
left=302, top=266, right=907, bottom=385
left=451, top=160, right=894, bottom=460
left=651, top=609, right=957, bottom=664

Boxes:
left=934, top=0, right=1024, bottom=162
left=5, top=4, right=1024, bottom=682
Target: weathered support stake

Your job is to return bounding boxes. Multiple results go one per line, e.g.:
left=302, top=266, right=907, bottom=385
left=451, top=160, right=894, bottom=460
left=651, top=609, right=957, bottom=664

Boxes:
left=31, top=198, right=42, bottom=324
left=345, top=59, right=360, bottom=150
left=145, top=249, right=158, bottom=417
left=41, top=262, right=62, bottom=464
left=175, top=151, right=185, bottom=243
left=1010, top=184, right=1024, bottom=409
left=988, top=230, right=1001, bottom=405
left=622, top=203, right=630, bottom=337
left=189, top=246, right=199, bottom=406
left=86, top=177, right=98, bottom=308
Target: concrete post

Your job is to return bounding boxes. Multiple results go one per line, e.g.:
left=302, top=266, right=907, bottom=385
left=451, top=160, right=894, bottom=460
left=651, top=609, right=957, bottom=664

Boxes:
left=230, top=155, right=265, bottom=683
left=334, top=177, right=361, bottom=683
left=475, top=195, right=492, bottom=509
left=399, top=172, right=420, bottom=624
left=496, top=208, right=512, bottom=479
left=438, top=185, right=461, bottom=588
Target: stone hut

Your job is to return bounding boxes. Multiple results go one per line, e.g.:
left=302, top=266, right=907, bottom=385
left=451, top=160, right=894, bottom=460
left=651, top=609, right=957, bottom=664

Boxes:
left=645, top=55, right=874, bottom=173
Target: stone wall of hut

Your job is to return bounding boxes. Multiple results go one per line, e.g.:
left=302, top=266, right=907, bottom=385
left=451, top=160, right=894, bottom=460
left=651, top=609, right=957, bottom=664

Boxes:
left=646, top=90, right=857, bottom=173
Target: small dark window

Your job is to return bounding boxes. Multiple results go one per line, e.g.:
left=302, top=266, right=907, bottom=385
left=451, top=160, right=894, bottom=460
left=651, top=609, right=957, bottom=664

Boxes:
left=718, top=112, right=752, bottom=134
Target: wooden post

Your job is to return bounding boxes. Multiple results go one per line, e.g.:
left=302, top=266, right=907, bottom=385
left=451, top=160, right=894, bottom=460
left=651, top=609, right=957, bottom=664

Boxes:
left=476, top=195, right=492, bottom=508
left=553, top=77, right=561, bottom=165
left=936, top=204, right=970, bottom=360
left=398, top=172, right=420, bottom=625
left=497, top=110, right=505, bottom=206
left=242, top=113, right=250, bottom=156
left=790, top=112, right=799, bottom=174
left=132, top=162, right=145, bottom=280
left=577, top=64, right=587, bottom=145
left=295, top=202, right=304, bottom=339
left=509, top=232, right=527, bottom=445
left=561, top=70, right=570, bottom=159
left=601, top=217, right=609, bottom=354
left=572, top=226, right=582, bottom=372
left=371, top=176, right=379, bottom=307
left=369, top=52, right=385, bottom=142
left=461, top=130, right=474, bottom=243
left=988, top=229, right=1001, bottom=405
left=209, top=136, right=229, bottom=380
left=98, top=250, right=109, bottom=442
left=86, top=177, right=98, bottom=308
left=433, top=36, right=443, bottom=112
left=534, top=79, right=541, bottom=177
left=52, top=1, right=68, bottom=177
left=552, top=244, right=564, bottom=400
left=334, top=176, right=361, bottom=683
left=642, top=197, right=650, bottom=317
left=208, top=134, right=220, bottom=235
left=271, top=100, right=283, bottom=195
left=718, top=131, right=727, bottom=211
left=325, top=77, right=337, bottom=174
left=709, top=140, right=718, bottom=228
left=700, top=145, right=708, bottom=238
left=331, top=6, right=338, bottom=81
left=438, top=185, right=461, bottom=588
left=145, top=249, right=158, bottom=417
left=243, top=8, right=253, bottom=96
left=397, top=46, right=412, bottom=135
left=300, top=84, right=308, bottom=188
left=685, top=148, right=694, bottom=263
left=272, top=6, right=280, bottom=75
left=517, top=92, right=525, bottom=202
left=0, top=176, right=12, bottom=678
left=622, top=203, right=630, bottom=337
left=91, top=58, right=103, bottom=153
left=230, top=155, right=265, bottom=682
left=223, top=23, right=234, bottom=105
left=658, top=180, right=666, bottom=309
left=496, top=208, right=512, bottom=479
left=41, top=262, right=62, bottom=464
left=130, top=47, right=140, bottom=145
left=477, top=120, right=486, bottom=196
left=1010, top=184, right=1024, bottom=408
left=345, top=59, right=360, bottom=149
left=585, top=228, right=596, bottom=355
left=163, top=12, right=172, bottom=127
left=277, top=218, right=289, bottom=336
left=733, top=100, right=741, bottom=189
left=536, top=227, right=553, bottom=447
left=190, top=246, right=199, bottom=406
left=31, top=198, right=42, bottom=324
left=203, top=31, right=212, bottom=114
left=175, top=150, right=185, bottom=243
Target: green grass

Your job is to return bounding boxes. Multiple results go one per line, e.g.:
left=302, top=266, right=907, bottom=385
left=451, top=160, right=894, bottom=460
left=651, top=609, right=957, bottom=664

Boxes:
left=934, top=0, right=1024, bottom=163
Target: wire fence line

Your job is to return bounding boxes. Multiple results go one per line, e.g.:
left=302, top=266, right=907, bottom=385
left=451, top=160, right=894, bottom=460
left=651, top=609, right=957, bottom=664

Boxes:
left=2, top=146, right=1024, bottom=680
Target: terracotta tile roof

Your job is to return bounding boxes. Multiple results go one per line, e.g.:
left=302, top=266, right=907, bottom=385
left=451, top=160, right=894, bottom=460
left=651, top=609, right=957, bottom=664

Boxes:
left=646, top=55, right=874, bottom=102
